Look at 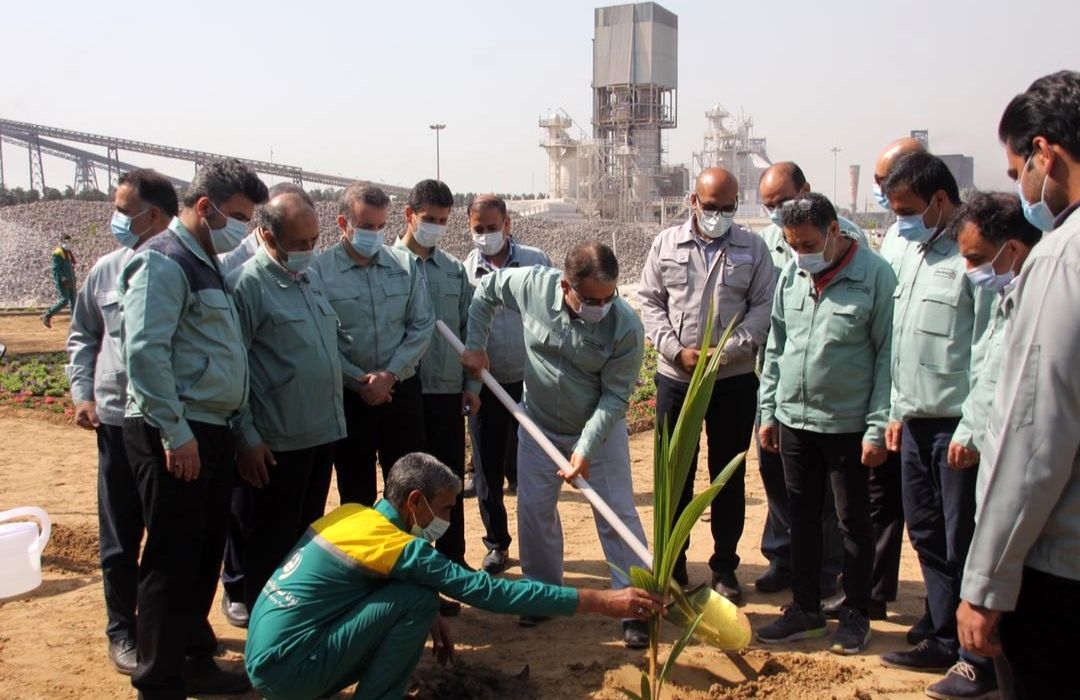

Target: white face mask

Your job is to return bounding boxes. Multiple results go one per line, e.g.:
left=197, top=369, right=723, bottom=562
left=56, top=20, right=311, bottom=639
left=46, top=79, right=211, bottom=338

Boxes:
left=965, top=243, right=1016, bottom=293
left=209, top=202, right=248, bottom=253
left=410, top=494, right=450, bottom=543
left=472, top=231, right=505, bottom=257
left=696, top=206, right=734, bottom=239
left=570, top=286, right=614, bottom=323
left=413, top=221, right=447, bottom=248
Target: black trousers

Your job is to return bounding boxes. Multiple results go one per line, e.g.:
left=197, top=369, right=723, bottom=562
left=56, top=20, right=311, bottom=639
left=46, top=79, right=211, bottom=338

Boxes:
left=656, top=372, right=757, bottom=574
left=1000, top=567, right=1080, bottom=700
left=778, top=424, right=873, bottom=613
left=123, top=418, right=235, bottom=700
left=471, top=381, right=523, bottom=551
left=901, top=417, right=991, bottom=672
left=422, top=393, right=467, bottom=566
left=221, top=483, right=250, bottom=602
left=335, top=375, right=425, bottom=506
left=97, top=423, right=144, bottom=644
left=240, top=443, right=334, bottom=612
left=868, top=449, right=905, bottom=602
left=756, top=428, right=843, bottom=587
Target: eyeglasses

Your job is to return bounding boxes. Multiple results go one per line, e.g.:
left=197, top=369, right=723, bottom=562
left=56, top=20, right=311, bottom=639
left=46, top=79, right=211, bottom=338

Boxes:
left=699, top=202, right=739, bottom=216
left=572, top=286, right=619, bottom=307
left=780, top=197, right=815, bottom=212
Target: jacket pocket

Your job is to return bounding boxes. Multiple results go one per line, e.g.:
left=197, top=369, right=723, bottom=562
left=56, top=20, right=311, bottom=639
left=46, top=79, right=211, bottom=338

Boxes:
left=826, top=303, right=868, bottom=342
left=269, top=309, right=310, bottom=352
left=916, top=286, right=961, bottom=337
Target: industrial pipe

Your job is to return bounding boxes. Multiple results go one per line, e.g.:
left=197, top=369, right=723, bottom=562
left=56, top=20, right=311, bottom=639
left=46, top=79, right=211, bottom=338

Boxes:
left=436, top=320, right=653, bottom=568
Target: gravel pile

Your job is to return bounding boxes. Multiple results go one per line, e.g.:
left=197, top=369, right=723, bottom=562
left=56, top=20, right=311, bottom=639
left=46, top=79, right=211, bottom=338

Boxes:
left=0, top=200, right=666, bottom=307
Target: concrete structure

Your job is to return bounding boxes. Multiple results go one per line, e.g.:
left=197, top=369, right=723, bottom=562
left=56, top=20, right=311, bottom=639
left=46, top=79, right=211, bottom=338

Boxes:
left=692, top=105, right=772, bottom=210
left=592, top=2, right=678, bottom=221
left=848, top=164, right=861, bottom=215
left=940, top=154, right=976, bottom=191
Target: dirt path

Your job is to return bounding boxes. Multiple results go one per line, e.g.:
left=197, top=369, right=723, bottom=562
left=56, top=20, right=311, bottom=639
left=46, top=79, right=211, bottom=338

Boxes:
left=0, top=314, right=69, bottom=355
left=0, top=409, right=939, bottom=699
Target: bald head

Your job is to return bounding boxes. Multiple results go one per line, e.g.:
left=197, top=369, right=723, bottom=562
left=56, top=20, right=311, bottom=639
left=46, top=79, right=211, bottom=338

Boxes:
left=695, top=168, right=740, bottom=202
left=759, top=162, right=810, bottom=209
left=875, top=138, right=926, bottom=182
left=256, top=192, right=320, bottom=259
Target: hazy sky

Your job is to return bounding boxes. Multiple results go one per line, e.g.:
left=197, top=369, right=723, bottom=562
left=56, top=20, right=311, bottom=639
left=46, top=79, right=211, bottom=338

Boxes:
left=1, top=0, right=1075, bottom=209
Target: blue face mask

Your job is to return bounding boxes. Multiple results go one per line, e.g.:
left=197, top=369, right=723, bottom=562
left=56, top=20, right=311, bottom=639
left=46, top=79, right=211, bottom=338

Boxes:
left=209, top=202, right=248, bottom=253
left=793, top=229, right=833, bottom=275
left=873, top=183, right=891, bottom=211
left=896, top=199, right=938, bottom=241
left=351, top=227, right=383, bottom=258
left=1017, top=153, right=1056, bottom=232
left=111, top=208, right=149, bottom=249
left=280, top=249, right=313, bottom=274
left=765, top=206, right=783, bottom=226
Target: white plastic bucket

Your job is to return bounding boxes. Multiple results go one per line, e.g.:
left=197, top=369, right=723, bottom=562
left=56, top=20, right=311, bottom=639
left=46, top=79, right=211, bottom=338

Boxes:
left=0, top=507, right=52, bottom=598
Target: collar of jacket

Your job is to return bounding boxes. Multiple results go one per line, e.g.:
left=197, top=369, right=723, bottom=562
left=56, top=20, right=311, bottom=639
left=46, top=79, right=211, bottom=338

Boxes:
left=169, top=217, right=219, bottom=270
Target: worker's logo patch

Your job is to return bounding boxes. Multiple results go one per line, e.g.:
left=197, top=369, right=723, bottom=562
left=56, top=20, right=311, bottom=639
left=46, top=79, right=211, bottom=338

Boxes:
left=280, top=550, right=303, bottom=580
left=933, top=269, right=957, bottom=280
left=845, top=283, right=871, bottom=295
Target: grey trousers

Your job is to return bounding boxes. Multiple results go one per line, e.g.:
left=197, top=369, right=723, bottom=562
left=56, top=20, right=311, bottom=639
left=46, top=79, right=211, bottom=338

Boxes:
left=516, top=418, right=647, bottom=589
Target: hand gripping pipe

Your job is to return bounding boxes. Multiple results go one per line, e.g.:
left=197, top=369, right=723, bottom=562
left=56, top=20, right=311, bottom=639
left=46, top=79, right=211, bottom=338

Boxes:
left=436, top=320, right=653, bottom=568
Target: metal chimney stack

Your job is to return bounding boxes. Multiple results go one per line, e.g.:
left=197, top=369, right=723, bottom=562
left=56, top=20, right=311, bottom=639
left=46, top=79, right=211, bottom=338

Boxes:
left=848, top=164, right=860, bottom=215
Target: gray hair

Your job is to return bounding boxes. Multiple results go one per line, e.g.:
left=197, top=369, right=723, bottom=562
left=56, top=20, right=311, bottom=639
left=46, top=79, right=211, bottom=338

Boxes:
left=564, top=241, right=619, bottom=286
left=338, top=182, right=390, bottom=217
left=384, top=453, right=461, bottom=507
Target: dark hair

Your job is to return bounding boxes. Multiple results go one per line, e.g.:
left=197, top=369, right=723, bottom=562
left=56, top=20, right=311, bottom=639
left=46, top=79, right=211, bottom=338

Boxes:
left=384, top=452, right=461, bottom=507
left=948, top=191, right=1042, bottom=248
left=408, top=179, right=454, bottom=211
left=181, top=158, right=269, bottom=208
left=882, top=151, right=961, bottom=205
left=338, top=183, right=390, bottom=217
left=759, top=161, right=806, bottom=191
left=999, top=70, right=1080, bottom=162
left=117, top=168, right=179, bottom=217
left=268, top=182, right=314, bottom=208
left=466, top=193, right=507, bottom=218
left=564, top=242, right=619, bottom=285
left=779, top=192, right=837, bottom=231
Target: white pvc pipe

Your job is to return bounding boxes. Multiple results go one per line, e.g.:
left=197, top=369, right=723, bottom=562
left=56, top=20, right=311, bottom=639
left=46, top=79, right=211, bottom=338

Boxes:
left=437, top=320, right=653, bottom=568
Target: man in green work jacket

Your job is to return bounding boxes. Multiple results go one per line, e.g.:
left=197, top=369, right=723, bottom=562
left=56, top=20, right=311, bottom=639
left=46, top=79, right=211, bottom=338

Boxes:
left=877, top=152, right=997, bottom=699
left=461, top=242, right=651, bottom=648
left=756, top=192, right=895, bottom=656
left=394, top=179, right=482, bottom=590
left=41, top=233, right=76, bottom=328
left=245, top=452, right=662, bottom=700
left=310, top=184, right=434, bottom=507
left=228, top=192, right=346, bottom=614
left=120, top=158, right=268, bottom=699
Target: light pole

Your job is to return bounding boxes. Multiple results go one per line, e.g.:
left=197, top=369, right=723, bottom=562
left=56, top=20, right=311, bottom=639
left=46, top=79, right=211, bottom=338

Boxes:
left=429, top=124, right=446, bottom=181
left=830, top=147, right=841, bottom=203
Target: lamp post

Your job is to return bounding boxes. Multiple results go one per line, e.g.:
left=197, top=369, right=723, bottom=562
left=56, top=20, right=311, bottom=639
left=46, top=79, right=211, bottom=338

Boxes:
left=429, top=124, right=446, bottom=181
left=830, top=146, right=841, bottom=203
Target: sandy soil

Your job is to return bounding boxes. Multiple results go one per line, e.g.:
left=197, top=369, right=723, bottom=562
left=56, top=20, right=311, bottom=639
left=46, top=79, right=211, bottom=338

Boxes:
left=0, top=313, right=70, bottom=355
left=0, top=314, right=936, bottom=699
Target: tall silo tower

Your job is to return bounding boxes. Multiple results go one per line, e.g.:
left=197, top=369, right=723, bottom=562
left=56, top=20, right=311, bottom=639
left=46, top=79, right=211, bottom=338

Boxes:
left=592, top=2, right=678, bottom=221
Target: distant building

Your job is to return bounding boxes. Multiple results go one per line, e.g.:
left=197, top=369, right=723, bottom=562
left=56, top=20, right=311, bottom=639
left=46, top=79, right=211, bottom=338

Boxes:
left=939, top=154, right=976, bottom=191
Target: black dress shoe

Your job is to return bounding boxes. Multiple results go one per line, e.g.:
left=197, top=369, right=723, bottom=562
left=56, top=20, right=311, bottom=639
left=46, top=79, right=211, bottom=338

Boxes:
left=184, top=657, right=252, bottom=695
left=439, top=598, right=462, bottom=617
left=622, top=620, right=649, bottom=649
left=220, top=592, right=248, bottom=628
left=108, top=638, right=137, bottom=675
left=753, top=563, right=791, bottom=593
left=880, top=639, right=957, bottom=672
left=710, top=570, right=745, bottom=607
left=482, top=548, right=510, bottom=575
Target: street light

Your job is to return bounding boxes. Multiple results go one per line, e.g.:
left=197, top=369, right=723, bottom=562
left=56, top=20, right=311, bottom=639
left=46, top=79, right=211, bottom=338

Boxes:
left=830, top=147, right=841, bottom=203
left=429, top=124, right=446, bottom=181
